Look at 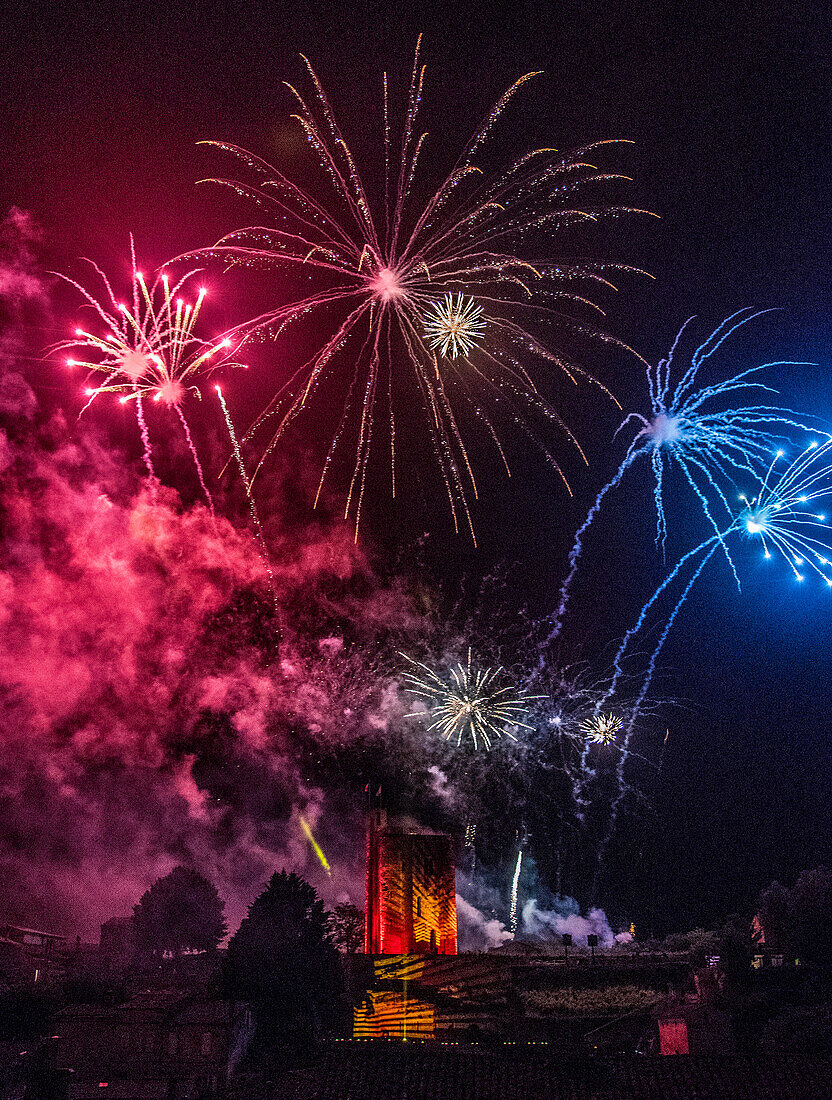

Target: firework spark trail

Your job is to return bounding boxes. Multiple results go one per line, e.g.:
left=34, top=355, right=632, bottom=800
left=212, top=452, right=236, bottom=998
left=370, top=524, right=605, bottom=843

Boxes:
left=739, top=440, right=832, bottom=583
left=620, top=308, right=817, bottom=559
left=216, top=386, right=281, bottom=624
left=543, top=448, right=641, bottom=656
left=589, top=440, right=832, bottom=889
left=57, top=251, right=236, bottom=407
left=463, top=822, right=477, bottom=882
left=603, top=440, right=832, bottom=717
left=602, top=532, right=726, bottom=715
left=530, top=665, right=634, bottom=829
left=592, top=538, right=723, bottom=899
left=546, top=311, right=817, bottom=648
left=509, top=846, right=523, bottom=934
left=134, top=392, right=156, bottom=484
left=183, top=42, right=655, bottom=537
left=174, top=402, right=214, bottom=514
left=299, top=815, right=332, bottom=877
left=566, top=529, right=729, bottom=820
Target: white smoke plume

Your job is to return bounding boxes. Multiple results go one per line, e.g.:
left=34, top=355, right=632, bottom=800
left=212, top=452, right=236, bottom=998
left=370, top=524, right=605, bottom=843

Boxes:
left=456, top=895, right=513, bottom=951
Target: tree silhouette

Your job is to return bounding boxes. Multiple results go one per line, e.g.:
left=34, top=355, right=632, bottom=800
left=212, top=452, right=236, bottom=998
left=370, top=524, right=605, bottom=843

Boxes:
left=330, top=903, right=364, bottom=954
left=791, top=866, right=832, bottom=963
left=718, top=913, right=753, bottom=990
left=757, top=880, right=791, bottom=950
left=132, top=866, right=226, bottom=960
left=224, top=871, right=342, bottom=1050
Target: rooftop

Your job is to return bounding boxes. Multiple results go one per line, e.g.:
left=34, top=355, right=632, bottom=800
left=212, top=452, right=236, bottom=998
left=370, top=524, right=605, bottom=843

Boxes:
left=262, top=1044, right=832, bottom=1100
left=0, top=925, right=67, bottom=941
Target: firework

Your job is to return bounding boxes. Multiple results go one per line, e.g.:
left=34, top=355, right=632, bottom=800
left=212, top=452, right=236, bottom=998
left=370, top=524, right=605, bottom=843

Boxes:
left=58, top=244, right=235, bottom=409
left=739, top=441, right=832, bottom=584
left=299, top=814, right=332, bottom=877
left=581, top=712, right=622, bottom=746
left=587, top=439, right=832, bottom=884
left=55, top=240, right=239, bottom=506
left=422, top=293, right=487, bottom=359
left=215, top=386, right=280, bottom=618
left=184, top=38, right=654, bottom=539
left=610, top=438, right=832, bottom=711
left=509, top=847, right=523, bottom=935
left=400, top=649, right=544, bottom=750
left=548, top=310, right=816, bottom=641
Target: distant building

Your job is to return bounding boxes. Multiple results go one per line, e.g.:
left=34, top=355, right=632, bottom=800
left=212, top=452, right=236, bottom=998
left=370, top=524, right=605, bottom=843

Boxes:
left=750, top=947, right=799, bottom=970
left=54, top=991, right=253, bottom=1099
left=653, top=971, right=734, bottom=1057
left=99, top=916, right=135, bottom=975
left=364, top=810, right=457, bottom=956
left=0, top=924, right=67, bottom=986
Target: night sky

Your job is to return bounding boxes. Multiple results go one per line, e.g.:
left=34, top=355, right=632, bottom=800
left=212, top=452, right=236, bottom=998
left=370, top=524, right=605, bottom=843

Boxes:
left=2, top=0, right=832, bottom=938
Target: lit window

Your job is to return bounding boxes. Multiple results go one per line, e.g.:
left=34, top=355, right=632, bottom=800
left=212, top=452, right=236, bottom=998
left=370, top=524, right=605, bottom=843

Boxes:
left=659, top=1017, right=688, bottom=1055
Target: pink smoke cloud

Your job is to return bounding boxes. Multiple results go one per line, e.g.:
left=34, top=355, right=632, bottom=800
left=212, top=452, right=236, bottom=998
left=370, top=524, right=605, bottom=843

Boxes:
left=0, top=377, right=428, bottom=938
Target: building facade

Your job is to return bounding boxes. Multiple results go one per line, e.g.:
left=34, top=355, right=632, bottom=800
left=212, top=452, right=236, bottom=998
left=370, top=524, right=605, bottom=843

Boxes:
left=364, top=810, right=457, bottom=956
left=54, top=991, right=254, bottom=1099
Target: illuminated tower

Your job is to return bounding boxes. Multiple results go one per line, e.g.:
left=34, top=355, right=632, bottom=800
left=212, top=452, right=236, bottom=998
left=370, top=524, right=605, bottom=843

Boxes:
left=364, top=809, right=457, bottom=955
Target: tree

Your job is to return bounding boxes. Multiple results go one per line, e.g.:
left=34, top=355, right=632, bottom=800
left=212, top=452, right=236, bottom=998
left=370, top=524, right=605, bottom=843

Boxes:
left=224, top=871, right=343, bottom=1052
left=132, top=866, right=226, bottom=960
left=719, top=914, right=753, bottom=990
left=790, top=866, right=832, bottom=963
left=687, top=928, right=722, bottom=967
left=762, top=1005, right=832, bottom=1056
left=757, top=880, right=791, bottom=949
left=330, top=903, right=364, bottom=954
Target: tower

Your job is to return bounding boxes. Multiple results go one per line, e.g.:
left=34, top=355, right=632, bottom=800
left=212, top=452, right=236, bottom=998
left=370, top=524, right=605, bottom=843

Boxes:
left=364, top=809, right=457, bottom=955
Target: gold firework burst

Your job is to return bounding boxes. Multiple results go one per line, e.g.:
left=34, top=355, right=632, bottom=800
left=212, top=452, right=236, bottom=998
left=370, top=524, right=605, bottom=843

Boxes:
left=581, top=712, right=622, bottom=746
left=400, top=649, right=543, bottom=750
left=422, top=293, right=487, bottom=359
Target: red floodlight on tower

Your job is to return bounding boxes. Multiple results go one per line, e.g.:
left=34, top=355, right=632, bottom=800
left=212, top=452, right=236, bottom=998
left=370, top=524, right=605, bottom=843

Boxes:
left=364, top=808, right=457, bottom=955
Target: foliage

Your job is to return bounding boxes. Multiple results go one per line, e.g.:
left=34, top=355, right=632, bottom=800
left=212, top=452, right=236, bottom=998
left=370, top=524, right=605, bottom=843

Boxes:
left=330, top=903, right=364, bottom=954
left=756, top=865, right=832, bottom=963
left=656, top=927, right=720, bottom=964
left=522, top=985, right=662, bottom=1016
left=757, top=880, right=790, bottom=949
left=790, top=866, right=832, bottom=964
left=761, top=1004, right=832, bottom=1056
left=687, top=928, right=722, bottom=966
left=719, top=914, right=753, bottom=990
left=132, top=866, right=226, bottom=960
left=224, top=871, right=343, bottom=1051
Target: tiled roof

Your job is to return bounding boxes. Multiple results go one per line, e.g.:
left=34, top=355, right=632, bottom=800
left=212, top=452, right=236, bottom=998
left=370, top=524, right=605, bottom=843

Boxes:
left=55, top=991, right=238, bottom=1021
left=0, top=925, right=67, bottom=940
left=265, top=1045, right=832, bottom=1099
left=176, top=1000, right=240, bottom=1024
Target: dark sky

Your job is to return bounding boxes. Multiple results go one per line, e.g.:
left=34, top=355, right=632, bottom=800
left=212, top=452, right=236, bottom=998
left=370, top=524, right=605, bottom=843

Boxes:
left=2, top=0, right=832, bottom=936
